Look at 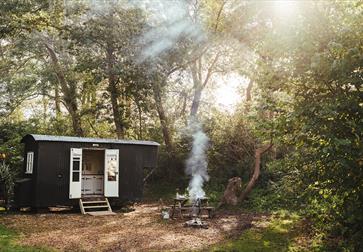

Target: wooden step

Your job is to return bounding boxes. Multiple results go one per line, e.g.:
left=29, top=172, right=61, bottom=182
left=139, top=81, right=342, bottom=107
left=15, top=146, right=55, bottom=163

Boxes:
left=87, top=211, right=116, bottom=216
left=79, top=198, right=113, bottom=215
left=83, top=205, right=109, bottom=209
left=82, top=201, right=108, bottom=204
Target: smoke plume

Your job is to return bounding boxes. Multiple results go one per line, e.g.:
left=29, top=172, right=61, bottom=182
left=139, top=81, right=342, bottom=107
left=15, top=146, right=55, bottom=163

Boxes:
left=185, top=117, right=209, bottom=202
left=136, top=0, right=206, bottom=61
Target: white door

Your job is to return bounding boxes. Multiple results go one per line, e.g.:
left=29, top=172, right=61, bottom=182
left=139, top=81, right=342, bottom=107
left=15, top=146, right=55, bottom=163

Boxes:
left=81, top=176, right=93, bottom=195
left=69, top=148, right=82, bottom=199
left=104, top=149, right=119, bottom=197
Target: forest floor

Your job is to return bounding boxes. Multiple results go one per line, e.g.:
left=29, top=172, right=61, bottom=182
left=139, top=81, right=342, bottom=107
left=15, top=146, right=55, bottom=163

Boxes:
left=0, top=203, right=314, bottom=251
left=0, top=203, right=260, bottom=251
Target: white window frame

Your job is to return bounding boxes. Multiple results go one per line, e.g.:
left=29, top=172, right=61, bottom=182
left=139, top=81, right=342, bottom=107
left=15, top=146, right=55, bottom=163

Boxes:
left=25, top=152, right=34, bottom=174
left=69, top=148, right=82, bottom=199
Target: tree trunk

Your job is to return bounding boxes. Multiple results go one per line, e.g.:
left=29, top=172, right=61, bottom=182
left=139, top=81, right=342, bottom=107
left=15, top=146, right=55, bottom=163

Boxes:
left=244, top=79, right=253, bottom=113
left=190, top=60, right=203, bottom=117
left=189, top=53, right=219, bottom=117
left=238, top=143, right=273, bottom=203
left=152, top=81, right=174, bottom=155
left=63, top=88, right=84, bottom=137
left=106, top=45, right=124, bottom=139
left=135, top=100, right=143, bottom=140
left=54, top=82, right=61, bottom=117
left=42, top=93, right=48, bottom=124
left=68, top=106, right=84, bottom=137
left=45, top=43, right=84, bottom=136
left=190, top=87, right=203, bottom=117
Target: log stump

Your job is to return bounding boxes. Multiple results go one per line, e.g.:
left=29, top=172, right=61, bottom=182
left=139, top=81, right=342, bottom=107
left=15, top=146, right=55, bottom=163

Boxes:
left=219, top=177, right=242, bottom=207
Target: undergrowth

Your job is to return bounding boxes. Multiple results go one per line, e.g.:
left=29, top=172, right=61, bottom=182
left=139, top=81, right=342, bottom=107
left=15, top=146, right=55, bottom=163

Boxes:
left=208, top=211, right=323, bottom=252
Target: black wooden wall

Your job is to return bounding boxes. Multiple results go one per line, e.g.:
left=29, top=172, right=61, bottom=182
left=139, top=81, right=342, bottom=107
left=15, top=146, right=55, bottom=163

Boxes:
left=15, top=137, right=158, bottom=208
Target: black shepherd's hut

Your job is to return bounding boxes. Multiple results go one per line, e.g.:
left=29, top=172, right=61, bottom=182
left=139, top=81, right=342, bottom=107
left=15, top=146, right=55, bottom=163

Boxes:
left=14, top=134, right=159, bottom=210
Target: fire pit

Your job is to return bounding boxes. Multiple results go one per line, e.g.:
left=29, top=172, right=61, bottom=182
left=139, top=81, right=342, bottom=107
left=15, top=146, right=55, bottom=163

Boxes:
left=167, top=193, right=215, bottom=230
left=170, top=195, right=214, bottom=218
left=183, top=197, right=210, bottom=229
left=184, top=217, right=208, bottom=229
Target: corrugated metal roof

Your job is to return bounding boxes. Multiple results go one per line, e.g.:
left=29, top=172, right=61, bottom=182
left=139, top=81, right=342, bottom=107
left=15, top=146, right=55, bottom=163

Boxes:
left=24, top=134, right=160, bottom=146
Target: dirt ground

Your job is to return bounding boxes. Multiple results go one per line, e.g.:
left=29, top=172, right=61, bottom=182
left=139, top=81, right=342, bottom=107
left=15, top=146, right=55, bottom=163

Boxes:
left=0, top=203, right=265, bottom=251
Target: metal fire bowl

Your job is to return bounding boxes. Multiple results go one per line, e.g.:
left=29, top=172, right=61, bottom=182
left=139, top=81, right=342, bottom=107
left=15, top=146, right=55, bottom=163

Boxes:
left=184, top=218, right=209, bottom=229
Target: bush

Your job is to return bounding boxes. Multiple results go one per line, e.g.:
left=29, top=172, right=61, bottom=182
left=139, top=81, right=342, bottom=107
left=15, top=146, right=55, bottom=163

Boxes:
left=0, top=162, right=15, bottom=205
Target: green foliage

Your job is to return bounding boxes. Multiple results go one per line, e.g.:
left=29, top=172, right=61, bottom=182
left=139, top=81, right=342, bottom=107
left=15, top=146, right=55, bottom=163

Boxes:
left=0, top=162, right=15, bottom=200
left=0, top=120, right=40, bottom=170
left=247, top=1, right=363, bottom=249
left=207, top=113, right=256, bottom=185
left=0, top=0, right=50, bottom=39
left=143, top=182, right=178, bottom=202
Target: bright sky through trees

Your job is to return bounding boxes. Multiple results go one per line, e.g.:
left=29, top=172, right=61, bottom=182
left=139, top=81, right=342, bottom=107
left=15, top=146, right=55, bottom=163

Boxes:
left=214, top=73, right=247, bottom=113
left=273, top=0, right=298, bottom=17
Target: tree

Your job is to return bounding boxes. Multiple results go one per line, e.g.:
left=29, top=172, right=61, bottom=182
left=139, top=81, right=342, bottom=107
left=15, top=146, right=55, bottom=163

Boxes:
left=238, top=142, right=273, bottom=203
left=245, top=1, right=363, bottom=248
left=69, top=3, right=151, bottom=139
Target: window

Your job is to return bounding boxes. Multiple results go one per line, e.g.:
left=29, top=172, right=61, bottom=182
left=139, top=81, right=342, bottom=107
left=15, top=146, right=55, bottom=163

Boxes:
left=26, top=152, right=34, bottom=174
left=72, top=157, right=81, bottom=182
left=106, top=155, right=117, bottom=181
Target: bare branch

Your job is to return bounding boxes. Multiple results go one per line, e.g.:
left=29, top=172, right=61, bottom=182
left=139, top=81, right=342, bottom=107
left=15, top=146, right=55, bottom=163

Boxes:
left=202, top=52, right=221, bottom=88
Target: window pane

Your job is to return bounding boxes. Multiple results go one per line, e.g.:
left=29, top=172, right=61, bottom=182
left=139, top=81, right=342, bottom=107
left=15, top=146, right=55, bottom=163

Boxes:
left=73, top=172, right=79, bottom=182
left=73, top=160, right=80, bottom=171
left=107, top=156, right=117, bottom=181
left=26, top=158, right=29, bottom=172
left=108, top=175, right=116, bottom=181
left=26, top=152, right=33, bottom=174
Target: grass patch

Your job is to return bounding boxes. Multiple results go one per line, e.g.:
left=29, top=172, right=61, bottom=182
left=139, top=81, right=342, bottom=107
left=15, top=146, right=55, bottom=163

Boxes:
left=208, top=211, right=313, bottom=252
left=0, top=224, right=51, bottom=252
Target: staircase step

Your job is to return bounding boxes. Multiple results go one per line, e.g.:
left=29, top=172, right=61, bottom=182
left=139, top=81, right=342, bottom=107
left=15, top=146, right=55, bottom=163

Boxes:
left=87, top=211, right=116, bottom=216
left=82, top=201, right=107, bottom=204
left=83, top=205, right=109, bottom=209
left=79, top=198, right=113, bottom=215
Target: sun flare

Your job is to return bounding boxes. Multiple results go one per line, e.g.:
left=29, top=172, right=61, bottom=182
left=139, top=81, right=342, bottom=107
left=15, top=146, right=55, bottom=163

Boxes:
left=273, top=0, right=298, bottom=17
left=214, top=73, right=248, bottom=112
